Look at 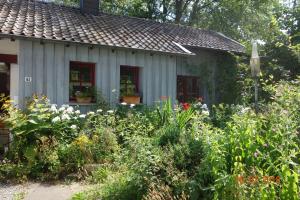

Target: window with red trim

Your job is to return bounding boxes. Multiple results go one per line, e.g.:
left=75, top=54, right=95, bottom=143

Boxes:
left=177, top=75, right=201, bottom=103
left=0, top=62, right=10, bottom=113
left=69, top=61, right=95, bottom=102
left=120, top=66, right=140, bottom=97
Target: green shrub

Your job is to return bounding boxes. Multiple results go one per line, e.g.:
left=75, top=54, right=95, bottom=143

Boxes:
left=198, top=78, right=300, bottom=199
left=1, top=79, right=299, bottom=200
left=0, top=160, right=29, bottom=183
left=0, top=96, right=119, bottom=181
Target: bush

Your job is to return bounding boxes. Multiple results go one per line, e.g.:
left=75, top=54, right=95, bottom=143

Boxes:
left=0, top=96, right=119, bottom=181
left=1, top=78, right=300, bottom=200
left=197, top=78, right=300, bottom=199
left=0, top=159, right=29, bottom=183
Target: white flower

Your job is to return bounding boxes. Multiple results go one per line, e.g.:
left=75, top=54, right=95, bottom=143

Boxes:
left=58, top=107, right=65, bottom=112
left=50, top=104, right=57, bottom=112
left=61, top=114, right=71, bottom=120
left=50, top=108, right=58, bottom=113
left=75, top=110, right=80, bottom=114
left=96, top=109, right=103, bottom=113
left=107, top=110, right=114, bottom=114
left=88, top=111, right=95, bottom=115
left=202, top=110, right=210, bottom=116
left=112, top=89, right=116, bottom=93
left=240, top=107, right=251, bottom=114
left=130, top=104, right=135, bottom=108
left=62, top=104, right=70, bottom=108
left=70, top=125, right=77, bottom=130
left=79, top=114, right=86, bottom=118
left=66, top=106, right=74, bottom=114
left=121, top=102, right=127, bottom=105
left=201, top=104, right=208, bottom=110
left=52, top=116, right=61, bottom=123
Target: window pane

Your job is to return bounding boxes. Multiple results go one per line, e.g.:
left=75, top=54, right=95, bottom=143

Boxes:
left=120, top=66, right=139, bottom=97
left=177, top=76, right=201, bottom=102
left=69, top=62, right=95, bottom=102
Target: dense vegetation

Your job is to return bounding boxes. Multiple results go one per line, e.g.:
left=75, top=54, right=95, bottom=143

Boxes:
left=1, top=77, right=299, bottom=199
left=0, top=1, right=299, bottom=199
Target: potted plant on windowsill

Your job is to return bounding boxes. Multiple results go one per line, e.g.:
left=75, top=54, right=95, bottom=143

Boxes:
left=120, top=80, right=140, bottom=104
left=75, top=87, right=95, bottom=104
left=122, top=94, right=140, bottom=104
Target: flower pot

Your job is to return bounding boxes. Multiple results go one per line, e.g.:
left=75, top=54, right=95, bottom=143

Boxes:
left=76, top=97, right=92, bottom=103
left=122, top=96, right=140, bottom=104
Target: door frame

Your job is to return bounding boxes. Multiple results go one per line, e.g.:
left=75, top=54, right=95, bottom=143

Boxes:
left=0, top=53, right=18, bottom=106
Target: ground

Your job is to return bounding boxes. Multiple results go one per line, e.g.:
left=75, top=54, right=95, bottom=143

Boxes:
left=0, top=182, right=89, bottom=200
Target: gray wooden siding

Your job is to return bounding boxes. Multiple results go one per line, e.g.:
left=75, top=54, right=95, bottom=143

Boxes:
left=18, top=40, right=177, bottom=110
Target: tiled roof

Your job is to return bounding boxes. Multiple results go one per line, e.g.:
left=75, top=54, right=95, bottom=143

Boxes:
left=0, top=0, right=245, bottom=55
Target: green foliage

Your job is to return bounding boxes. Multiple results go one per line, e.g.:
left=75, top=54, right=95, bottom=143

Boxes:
left=197, top=77, right=300, bottom=199
left=0, top=96, right=119, bottom=181
left=0, top=160, right=29, bottom=183
left=1, top=79, right=300, bottom=199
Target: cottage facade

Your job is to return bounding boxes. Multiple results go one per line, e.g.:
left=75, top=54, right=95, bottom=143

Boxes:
left=0, top=0, right=244, bottom=112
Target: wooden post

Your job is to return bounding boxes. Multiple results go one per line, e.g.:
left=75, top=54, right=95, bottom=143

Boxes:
left=254, top=77, right=258, bottom=113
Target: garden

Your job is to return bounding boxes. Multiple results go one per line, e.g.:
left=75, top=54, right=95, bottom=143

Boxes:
left=0, top=75, right=299, bottom=200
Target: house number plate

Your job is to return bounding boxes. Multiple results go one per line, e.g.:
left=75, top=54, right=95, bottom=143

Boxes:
left=25, top=77, right=32, bottom=82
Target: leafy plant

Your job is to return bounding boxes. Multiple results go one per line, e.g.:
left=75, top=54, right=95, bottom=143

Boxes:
left=75, top=86, right=96, bottom=98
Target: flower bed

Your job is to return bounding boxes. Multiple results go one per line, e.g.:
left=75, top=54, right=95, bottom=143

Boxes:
left=0, top=78, right=300, bottom=199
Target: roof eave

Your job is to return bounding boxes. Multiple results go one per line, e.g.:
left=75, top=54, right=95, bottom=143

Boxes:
left=0, top=33, right=194, bottom=56
left=183, top=44, right=245, bottom=54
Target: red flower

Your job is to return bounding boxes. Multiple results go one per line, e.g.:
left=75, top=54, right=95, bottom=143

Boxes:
left=182, top=102, right=190, bottom=110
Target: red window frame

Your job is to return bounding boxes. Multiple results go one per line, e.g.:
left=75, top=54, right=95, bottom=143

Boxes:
left=177, top=75, right=201, bottom=103
left=0, top=54, right=17, bottom=64
left=69, top=61, right=95, bottom=102
left=120, top=66, right=140, bottom=96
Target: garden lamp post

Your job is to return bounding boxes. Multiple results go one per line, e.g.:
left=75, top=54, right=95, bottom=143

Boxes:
left=250, top=41, right=260, bottom=113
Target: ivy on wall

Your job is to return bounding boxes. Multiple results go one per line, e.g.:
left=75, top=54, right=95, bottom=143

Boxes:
left=178, top=51, right=247, bottom=106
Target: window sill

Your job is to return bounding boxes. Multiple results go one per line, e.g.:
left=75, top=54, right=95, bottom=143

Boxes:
left=69, top=102, right=97, bottom=106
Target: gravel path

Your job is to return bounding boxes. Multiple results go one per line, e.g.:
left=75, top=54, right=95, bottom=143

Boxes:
left=0, top=182, right=89, bottom=200
left=0, top=183, right=27, bottom=200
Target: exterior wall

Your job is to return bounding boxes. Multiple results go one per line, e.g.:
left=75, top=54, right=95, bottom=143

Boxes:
left=1, top=38, right=227, bottom=110
left=0, top=39, right=19, bottom=106
left=0, top=39, right=19, bottom=55
left=176, top=48, right=218, bottom=105
left=18, top=40, right=177, bottom=111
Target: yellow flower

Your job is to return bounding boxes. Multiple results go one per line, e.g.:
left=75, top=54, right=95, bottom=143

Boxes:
left=73, top=135, right=91, bottom=149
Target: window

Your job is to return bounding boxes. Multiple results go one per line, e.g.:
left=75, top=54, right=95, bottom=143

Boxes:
left=177, top=75, right=201, bottom=103
left=0, top=62, right=10, bottom=113
left=120, top=66, right=140, bottom=104
left=69, top=61, right=95, bottom=103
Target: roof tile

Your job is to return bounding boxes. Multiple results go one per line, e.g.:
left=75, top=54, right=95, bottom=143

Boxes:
left=0, top=0, right=245, bottom=54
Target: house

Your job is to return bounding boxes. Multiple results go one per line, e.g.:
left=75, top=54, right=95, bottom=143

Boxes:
left=0, top=0, right=245, bottom=112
